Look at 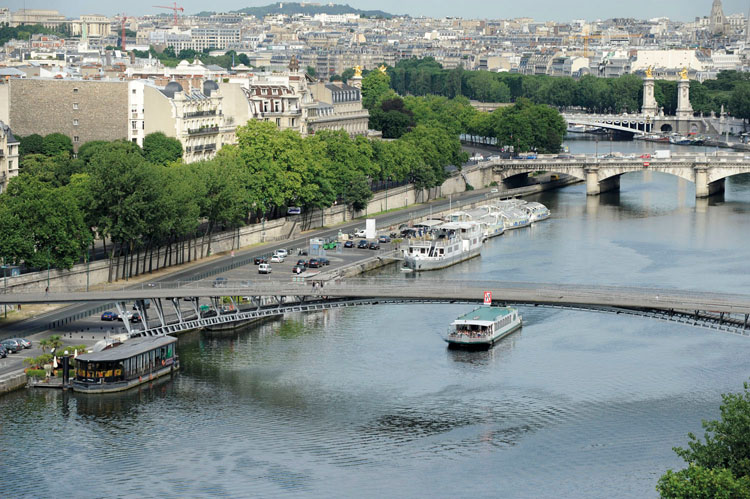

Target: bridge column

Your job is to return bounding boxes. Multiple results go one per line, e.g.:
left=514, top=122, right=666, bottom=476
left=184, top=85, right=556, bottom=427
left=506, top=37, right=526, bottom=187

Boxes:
left=694, top=164, right=723, bottom=198
left=599, top=175, right=620, bottom=195
left=585, top=167, right=600, bottom=196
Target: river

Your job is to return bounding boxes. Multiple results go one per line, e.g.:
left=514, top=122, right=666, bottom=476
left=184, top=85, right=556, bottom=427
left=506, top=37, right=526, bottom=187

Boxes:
left=3, top=137, right=750, bottom=498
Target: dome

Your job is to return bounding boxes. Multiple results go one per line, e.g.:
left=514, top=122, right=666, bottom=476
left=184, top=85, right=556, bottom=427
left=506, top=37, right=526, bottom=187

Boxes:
left=163, top=80, right=183, bottom=98
left=203, top=80, right=219, bottom=96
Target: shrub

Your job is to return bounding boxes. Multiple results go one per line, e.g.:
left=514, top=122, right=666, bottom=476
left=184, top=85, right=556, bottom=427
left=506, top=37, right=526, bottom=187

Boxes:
left=25, top=369, right=46, bottom=379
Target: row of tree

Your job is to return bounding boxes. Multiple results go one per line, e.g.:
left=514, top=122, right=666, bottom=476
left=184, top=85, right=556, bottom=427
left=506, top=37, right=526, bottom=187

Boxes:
left=1, top=122, right=464, bottom=280
left=363, top=69, right=567, bottom=154
left=130, top=47, right=252, bottom=70
left=385, top=57, right=750, bottom=120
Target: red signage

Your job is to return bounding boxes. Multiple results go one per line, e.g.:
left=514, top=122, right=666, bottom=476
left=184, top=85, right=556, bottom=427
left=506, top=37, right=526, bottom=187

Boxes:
left=483, top=291, right=492, bottom=305
left=643, top=161, right=650, bottom=167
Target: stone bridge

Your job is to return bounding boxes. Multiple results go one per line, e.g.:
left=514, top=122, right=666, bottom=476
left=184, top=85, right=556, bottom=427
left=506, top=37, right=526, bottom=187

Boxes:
left=488, top=152, right=750, bottom=197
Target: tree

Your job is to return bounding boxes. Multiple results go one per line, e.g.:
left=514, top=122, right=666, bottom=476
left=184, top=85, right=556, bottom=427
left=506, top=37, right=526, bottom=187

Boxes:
left=362, top=69, right=391, bottom=110
left=341, top=67, right=355, bottom=82
left=657, top=381, right=750, bottom=498
left=143, top=132, right=183, bottom=165
left=306, top=65, right=316, bottom=77
left=42, top=133, right=73, bottom=157
left=18, top=134, right=44, bottom=156
left=729, top=82, right=750, bottom=122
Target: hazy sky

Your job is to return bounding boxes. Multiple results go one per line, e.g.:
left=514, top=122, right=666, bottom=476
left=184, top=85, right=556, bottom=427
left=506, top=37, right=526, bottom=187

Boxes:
left=5, top=0, right=750, bottom=22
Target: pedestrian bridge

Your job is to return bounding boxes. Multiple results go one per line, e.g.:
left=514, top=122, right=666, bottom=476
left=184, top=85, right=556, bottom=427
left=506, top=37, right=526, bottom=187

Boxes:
left=3, top=279, right=750, bottom=338
left=564, top=113, right=652, bottom=136
left=486, top=152, right=750, bottom=197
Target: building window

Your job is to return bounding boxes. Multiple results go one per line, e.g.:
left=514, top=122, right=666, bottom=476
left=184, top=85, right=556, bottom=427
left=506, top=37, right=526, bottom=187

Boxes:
left=73, top=88, right=79, bottom=93
left=73, top=136, right=79, bottom=143
left=73, top=119, right=79, bottom=126
left=73, top=102, right=79, bottom=110
left=132, top=89, right=136, bottom=94
left=276, top=118, right=281, bottom=126
left=132, top=121, right=137, bottom=130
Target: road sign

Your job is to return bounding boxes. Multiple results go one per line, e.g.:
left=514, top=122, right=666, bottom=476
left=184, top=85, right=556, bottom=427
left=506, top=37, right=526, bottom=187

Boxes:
left=483, top=291, right=492, bottom=305
left=643, top=161, right=650, bottom=167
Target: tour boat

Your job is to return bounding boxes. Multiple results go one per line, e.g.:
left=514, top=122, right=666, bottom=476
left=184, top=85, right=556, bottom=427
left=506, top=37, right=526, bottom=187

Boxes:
left=499, top=207, right=531, bottom=230
left=523, top=202, right=551, bottom=222
left=446, top=306, right=522, bottom=349
left=402, top=221, right=483, bottom=271
left=73, top=336, right=179, bottom=393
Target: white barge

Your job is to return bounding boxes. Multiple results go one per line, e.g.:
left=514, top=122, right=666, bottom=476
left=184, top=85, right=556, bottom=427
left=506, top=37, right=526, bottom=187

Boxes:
left=446, top=306, right=522, bottom=349
left=402, top=221, right=483, bottom=271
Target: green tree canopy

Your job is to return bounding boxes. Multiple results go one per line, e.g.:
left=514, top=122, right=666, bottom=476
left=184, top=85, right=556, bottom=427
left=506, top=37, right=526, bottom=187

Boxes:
left=143, top=132, right=183, bottom=166
left=362, top=69, right=392, bottom=110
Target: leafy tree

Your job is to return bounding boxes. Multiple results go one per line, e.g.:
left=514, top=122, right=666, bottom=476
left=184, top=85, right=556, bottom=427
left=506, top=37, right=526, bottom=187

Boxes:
left=730, top=82, right=750, bottom=122
left=362, top=69, right=391, bottom=110
left=238, top=53, right=250, bottom=66
left=19, top=134, right=44, bottom=156
left=42, top=133, right=73, bottom=157
left=657, top=381, right=750, bottom=498
left=143, top=132, right=183, bottom=165
left=342, top=173, right=372, bottom=211
left=341, top=67, right=355, bottom=82
left=306, top=65, right=316, bottom=77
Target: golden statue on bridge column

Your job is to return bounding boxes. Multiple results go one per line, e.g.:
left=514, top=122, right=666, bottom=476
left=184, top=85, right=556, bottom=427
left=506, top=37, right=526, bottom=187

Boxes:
left=679, top=67, right=689, bottom=80
left=645, top=66, right=653, bottom=78
left=354, top=65, right=362, bottom=77
left=378, top=65, right=387, bottom=74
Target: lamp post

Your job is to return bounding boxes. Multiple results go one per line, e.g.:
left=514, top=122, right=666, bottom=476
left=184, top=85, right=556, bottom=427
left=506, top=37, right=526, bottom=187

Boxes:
left=85, top=249, right=90, bottom=292
left=47, top=247, right=51, bottom=291
left=2, top=264, right=7, bottom=318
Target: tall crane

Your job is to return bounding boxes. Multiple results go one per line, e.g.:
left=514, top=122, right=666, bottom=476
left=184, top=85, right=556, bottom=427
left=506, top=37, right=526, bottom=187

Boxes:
left=117, top=14, right=130, bottom=51
left=153, top=2, right=184, bottom=27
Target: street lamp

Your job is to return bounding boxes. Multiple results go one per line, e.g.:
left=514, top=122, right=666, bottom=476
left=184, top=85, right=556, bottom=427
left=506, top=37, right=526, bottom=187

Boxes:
left=2, top=264, right=7, bottom=318
left=47, top=247, right=51, bottom=291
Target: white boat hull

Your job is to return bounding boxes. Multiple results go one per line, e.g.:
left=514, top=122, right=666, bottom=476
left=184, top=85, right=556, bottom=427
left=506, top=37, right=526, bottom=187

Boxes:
left=446, top=316, right=522, bottom=348
left=403, top=245, right=481, bottom=271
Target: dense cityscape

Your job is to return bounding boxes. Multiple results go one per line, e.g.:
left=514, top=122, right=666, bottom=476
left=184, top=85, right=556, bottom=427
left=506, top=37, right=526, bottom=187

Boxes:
left=1, top=1, right=750, bottom=498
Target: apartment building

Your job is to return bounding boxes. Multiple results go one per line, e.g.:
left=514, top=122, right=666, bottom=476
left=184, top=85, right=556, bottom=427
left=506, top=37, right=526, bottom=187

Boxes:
left=0, top=121, right=19, bottom=195
left=308, top=82, right=369, bottom=136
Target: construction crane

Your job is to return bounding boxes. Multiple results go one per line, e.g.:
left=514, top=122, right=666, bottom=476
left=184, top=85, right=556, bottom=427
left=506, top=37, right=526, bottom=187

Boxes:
left=153, top=2, right=184, bottom=27
left=117, top=14, right=130, bottom=51
left=571, top=33, right=642, bottom=58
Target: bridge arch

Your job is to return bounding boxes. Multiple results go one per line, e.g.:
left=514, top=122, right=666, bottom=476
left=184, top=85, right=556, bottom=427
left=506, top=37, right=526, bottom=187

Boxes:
left=597, top=166, right=696, bottom=185
left=706, top=166, right=750, bottom=185
left=660, top=124, right=673, bottom=132
left=493, top=165, right=586, bottom=185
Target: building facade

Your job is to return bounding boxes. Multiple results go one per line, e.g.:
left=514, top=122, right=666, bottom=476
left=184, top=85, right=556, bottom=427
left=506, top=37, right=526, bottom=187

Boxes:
left=0, top=121, right=19, bottom=195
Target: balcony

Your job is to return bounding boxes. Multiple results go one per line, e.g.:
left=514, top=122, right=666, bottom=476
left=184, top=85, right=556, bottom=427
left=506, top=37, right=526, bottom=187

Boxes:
left=189, top=143, right=217, bottom=153
left=187, top=126, right=219, bottom=136
left=184, top=110, right=220, bottom=118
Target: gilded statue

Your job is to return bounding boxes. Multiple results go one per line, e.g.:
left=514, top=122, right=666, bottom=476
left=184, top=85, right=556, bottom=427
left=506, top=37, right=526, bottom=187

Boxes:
left=679, top=67, right=689, bottom=80
left=378, top=65, right=387, bottom=74
left=645, top=66, right=653, bottom=78
left=354, top=65, right=362, bottom=77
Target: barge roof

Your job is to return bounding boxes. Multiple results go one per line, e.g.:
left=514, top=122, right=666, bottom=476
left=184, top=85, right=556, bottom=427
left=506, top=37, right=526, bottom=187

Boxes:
left=452, top=306, right=514, bottom=325
left=76, top=336, right=176, bottom=362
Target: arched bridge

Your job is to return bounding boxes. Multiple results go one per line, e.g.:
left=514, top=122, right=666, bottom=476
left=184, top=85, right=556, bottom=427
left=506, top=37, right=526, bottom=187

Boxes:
left=487, top=152, right=750, bottom=198
left=3, top=279, right=750, bottom=338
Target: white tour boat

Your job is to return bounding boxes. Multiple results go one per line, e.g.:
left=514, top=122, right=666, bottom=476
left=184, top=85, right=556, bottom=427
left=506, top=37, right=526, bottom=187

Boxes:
left=523, top=202, right=551, bottom=222
left=402, top=221, right=483, bottom=271
left=446, top=306, right=522, bottom=349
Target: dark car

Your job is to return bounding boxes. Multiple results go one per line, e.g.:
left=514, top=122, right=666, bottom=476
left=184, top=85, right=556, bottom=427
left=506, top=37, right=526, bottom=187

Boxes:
left=357, top=240, right=369, bottom=249
left=1, top=339, right=22, bottom=353
left=253, top=256, right=267, bottom=265
left=296, top=259, right=308, bottom=268
left=14, top=338, right=32, bottom=349
left=378, top=235, right=391, bottom=243
left=369, top=241, right=380, bottom=250
left=0, top=345, right=7, bottom=358
left=556, top=153, right=574, bottom=159
left=308, top=258, right=321, bottom=268
left=130, top=312, right=142, bottom=323
left=101, top=311, right=118, bottom=321
left=292, top=265, right=305, bottom=274
left=318, top=257, right=330, bottom=266
left=344, top=240, right=354, bottom=248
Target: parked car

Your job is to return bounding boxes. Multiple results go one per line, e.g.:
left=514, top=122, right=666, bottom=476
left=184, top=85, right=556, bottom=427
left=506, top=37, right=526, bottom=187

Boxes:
left=14, top=338, right=31, bottom=349
left=274, top=249, right=288, bottom=258
left=378, top=234, right=391, bottom=243
left=640, top=153, right=652, bottom=159
left=357, top=240, right=369, bottom=249
left=344, top=240, right=354, bottom=248
left=308, top=258, right=321, bottom=268
left=213, top=277, right=228, bottom=288
left=292, top=265, right=305, bottom=274
left=318, top=257, right=330, bottom=266
left=253, top=256, right=267, bottom=265
left=556, top=154, right=574, bottom=159
left=258, top=263, right=272, bottom=274
left=369, top=241, right=381, bottom=250
left=101, top=311, right=118, bottom=321
left=130, top=312, right=142, bottom=323
left=1, top=339, right=22, bottom=353
left=354, top=229, right=367, bottom=238
left=296, top=259, right=309, bottom=268
left=0, top=344, right=6, bottom=358
left=271, top=255, right=284, bottom=263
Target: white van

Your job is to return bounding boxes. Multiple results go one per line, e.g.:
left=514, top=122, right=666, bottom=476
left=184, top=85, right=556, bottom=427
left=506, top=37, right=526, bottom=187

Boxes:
left=258, top=263, right=271, bottom=274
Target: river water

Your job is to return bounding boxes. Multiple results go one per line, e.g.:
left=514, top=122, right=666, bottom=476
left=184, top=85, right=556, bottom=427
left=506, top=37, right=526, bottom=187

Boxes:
left=3, top=137, right=750, bottom=498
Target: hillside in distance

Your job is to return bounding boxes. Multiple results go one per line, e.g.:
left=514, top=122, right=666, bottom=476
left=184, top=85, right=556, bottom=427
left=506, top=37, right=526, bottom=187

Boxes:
left=197, top=2, right=394, bottom=18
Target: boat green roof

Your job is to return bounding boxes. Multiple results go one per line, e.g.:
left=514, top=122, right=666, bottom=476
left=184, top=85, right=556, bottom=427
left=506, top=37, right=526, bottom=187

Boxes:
left=454, top=306, right=514, bottom=323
